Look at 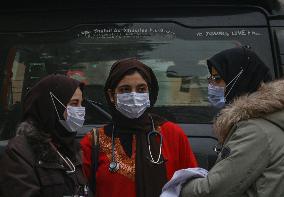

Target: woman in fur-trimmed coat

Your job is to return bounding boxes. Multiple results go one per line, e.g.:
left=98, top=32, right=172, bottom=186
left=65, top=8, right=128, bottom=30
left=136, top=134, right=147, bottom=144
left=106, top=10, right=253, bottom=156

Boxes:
left=181, top=48, right=284, bottom=197
left=182, top=80, right=284, bottom=197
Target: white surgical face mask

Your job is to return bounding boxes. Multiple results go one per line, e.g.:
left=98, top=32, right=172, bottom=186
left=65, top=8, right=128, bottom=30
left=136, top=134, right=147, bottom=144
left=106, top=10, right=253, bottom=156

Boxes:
left=208, top=84, right=226, bottom=108
left=66, top=106, right=85, bottom=132
left=50, top=92, right=85, bottom=132
left=116, top=92, right=150, bottom=119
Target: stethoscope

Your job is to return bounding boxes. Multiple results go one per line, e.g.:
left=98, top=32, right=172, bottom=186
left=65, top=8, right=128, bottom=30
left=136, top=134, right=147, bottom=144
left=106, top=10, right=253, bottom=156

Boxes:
left=146, top=115, right=164, bottom=165
left=49, top=141, right=90, bottom=196
left=109, top=115, right=165, bottom=173
left=49, top=141, right=76, bottom=174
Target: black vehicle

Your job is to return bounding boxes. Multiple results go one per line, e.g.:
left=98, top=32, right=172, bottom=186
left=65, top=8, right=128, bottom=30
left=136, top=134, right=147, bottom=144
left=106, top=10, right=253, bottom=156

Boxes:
left=1, top=0, right=284, bottom=169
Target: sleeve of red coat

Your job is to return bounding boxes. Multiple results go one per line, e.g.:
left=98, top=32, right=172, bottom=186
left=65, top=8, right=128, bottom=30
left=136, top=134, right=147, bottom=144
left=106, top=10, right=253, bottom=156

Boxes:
left=177, top=125, right=198, bottom=168
left=80, top=133, right=92, bottom=179
left=163, top=121, right=198, bottom=169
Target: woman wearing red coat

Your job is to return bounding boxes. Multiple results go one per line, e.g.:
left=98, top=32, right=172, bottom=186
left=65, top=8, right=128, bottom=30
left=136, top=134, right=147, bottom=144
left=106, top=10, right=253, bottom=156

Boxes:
left=80, top=58, right=197, bottom=197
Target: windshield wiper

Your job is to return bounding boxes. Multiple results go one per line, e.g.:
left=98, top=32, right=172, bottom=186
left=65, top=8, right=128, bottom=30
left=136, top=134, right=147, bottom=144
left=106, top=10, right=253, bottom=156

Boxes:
left=85, top=98, right=112, bottom=121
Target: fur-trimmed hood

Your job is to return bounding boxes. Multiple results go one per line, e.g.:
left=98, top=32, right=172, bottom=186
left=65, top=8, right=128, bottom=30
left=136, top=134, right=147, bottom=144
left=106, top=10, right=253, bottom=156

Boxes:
left=214, top=79, right=284, bottom=144
left=16, top=121, right=59, bottom=162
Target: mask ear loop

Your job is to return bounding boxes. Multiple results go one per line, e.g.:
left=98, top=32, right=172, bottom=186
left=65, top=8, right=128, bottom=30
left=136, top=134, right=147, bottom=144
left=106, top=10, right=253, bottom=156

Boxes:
left=226, top=46, right=248, bottom=97
left=49, top=92, right=66, bottom=120
left=225, top=68, right=244, bottom=98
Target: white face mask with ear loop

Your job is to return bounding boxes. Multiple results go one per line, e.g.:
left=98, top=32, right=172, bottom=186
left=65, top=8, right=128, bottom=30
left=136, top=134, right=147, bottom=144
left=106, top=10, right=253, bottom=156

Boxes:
left=208, top=68, right=244, bottom=108
left=115, top=92, right=150, bottom=119
left=50, top=92, right=85, bottom=132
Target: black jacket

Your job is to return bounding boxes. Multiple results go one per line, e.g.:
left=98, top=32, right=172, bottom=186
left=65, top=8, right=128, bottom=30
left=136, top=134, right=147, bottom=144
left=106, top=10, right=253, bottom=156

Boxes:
left=0, top=121, right=88, bottom=197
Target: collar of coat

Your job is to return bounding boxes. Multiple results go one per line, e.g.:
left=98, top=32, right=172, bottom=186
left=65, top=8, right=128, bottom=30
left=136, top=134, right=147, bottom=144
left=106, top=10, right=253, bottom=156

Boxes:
left=16, top=121, right=59, bottom=163
left=214, top=79, right=284, bottom=144
left=16, top=121, right=81, bottom=164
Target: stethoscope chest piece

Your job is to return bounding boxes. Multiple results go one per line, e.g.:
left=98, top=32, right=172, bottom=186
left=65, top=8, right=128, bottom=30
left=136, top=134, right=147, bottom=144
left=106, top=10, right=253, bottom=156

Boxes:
left=109, top=161, right=119, bottom=172
left=109, top=124, right=120, bottom=173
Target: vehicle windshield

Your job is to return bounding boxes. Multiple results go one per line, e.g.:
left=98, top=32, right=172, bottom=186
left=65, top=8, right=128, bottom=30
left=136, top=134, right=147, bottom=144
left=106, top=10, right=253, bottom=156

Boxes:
left=0, top=22, right=274, bottom=139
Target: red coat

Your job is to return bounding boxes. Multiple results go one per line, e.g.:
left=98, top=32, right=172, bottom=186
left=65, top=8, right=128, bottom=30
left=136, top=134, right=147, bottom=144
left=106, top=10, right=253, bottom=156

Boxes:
left=80, top=121, right=198, bottom=197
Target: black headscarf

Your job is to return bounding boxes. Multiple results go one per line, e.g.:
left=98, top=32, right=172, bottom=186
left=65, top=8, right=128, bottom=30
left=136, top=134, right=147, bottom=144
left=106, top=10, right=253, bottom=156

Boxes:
left=22, top=74, right=84, bottom=157
left=104, top=58, right=167, bottom=197
left=207, top=47, right=272, bottom=103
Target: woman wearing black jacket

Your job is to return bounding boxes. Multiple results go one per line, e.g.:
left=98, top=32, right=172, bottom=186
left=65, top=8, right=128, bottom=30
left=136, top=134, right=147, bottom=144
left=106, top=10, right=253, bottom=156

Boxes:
left=0, top=74, right=88, bottom=197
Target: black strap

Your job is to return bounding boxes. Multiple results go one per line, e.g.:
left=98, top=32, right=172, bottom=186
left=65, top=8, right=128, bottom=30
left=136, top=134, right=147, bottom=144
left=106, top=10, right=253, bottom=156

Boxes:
left=89, top=128, right=99, bottom=195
